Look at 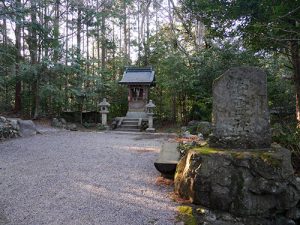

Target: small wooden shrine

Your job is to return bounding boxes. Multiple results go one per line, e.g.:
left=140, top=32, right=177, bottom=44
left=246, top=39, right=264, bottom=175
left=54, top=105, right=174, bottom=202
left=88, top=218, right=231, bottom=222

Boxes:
left=119, top=67, right=155, bottom=118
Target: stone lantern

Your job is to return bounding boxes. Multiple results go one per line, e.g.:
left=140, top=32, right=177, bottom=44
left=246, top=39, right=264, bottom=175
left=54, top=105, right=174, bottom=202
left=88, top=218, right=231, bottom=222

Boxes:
left=99, top=98, right=110, bottom=127
left=146, top=100, right=156, bottom=132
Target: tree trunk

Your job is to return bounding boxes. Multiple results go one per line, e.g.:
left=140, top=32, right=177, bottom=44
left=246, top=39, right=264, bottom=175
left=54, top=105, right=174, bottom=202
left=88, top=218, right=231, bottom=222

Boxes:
left=96, top=0, right=100, bottom=68
left=291, top=40, right=300, bottom=126
left=14, top=0, right=22, bottom=113
left=53, top=0, right=60, bottom=63
left=123, top=1, right=128, bottom=60
left=86, top=23, right=89, bottom=74
left=3, top=17, right=7, bottom=44
left=77, top=7, right=82, bottom=62
left=112, top=21, right=116, bottom=74
left=172, top=95, right=177, bottom=122
left=3, top=15, right=8, bottom=108
left=145, top=1, right=150, bottom=64
left=44, top=1, right=49, bottom=59
left=141, top=1, right=151, bottom=66
left=65, top=0, right=68, bottom=65
left=137, top=1, right=141, bottom=65
left=101, top=6, right=106, bottom=69
left=29, top=0, right=39, bottom=119
left=128, top=8, right=131, bottom=61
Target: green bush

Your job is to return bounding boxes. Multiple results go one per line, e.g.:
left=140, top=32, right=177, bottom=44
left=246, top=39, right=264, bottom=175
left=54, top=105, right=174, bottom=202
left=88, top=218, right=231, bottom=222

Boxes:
left=273, top=124, right=300, bottom=158
left=96, top=123, right=107, bottom=131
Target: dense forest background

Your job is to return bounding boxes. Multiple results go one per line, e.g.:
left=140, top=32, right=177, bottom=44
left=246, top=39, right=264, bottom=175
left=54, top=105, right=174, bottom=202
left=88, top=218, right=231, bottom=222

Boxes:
left=0, top=0, right=299, bottom=130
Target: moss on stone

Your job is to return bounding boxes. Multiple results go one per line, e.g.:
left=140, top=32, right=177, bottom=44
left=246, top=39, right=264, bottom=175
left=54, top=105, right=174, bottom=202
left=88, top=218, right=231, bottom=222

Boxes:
left=257, top=152, right=282, bottom=167
left=176, top=206, right=197, bottom=225
left=178, top=205, right=193, bottom=215
left=192, top=146, right=223, bottom=155
left=230, top=151, right=247, bottom=159
left=189, top=146, right=282, bottom=167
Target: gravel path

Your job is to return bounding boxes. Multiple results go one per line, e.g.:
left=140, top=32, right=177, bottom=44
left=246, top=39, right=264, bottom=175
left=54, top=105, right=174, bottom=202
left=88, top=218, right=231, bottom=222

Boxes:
left=0, top=131, right=177, bottom=225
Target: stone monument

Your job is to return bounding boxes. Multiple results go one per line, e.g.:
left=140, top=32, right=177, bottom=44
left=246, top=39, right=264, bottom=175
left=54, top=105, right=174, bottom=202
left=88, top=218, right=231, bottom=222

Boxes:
left=209, top=67, right=271, bottom=149
left=175, top=67, right=300, bottom=224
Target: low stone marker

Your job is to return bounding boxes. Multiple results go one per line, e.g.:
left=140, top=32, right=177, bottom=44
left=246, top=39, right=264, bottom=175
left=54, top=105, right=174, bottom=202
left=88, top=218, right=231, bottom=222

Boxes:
left=154, top=142, right=180, bottom=178
left=209, top=67, right=271, bottom=149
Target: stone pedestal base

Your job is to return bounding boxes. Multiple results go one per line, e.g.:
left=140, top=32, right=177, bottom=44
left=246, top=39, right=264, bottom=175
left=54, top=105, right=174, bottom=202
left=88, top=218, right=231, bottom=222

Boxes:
left=146, top=128, right=155, bottom=132
left=175, top=145, right=300, bottom=220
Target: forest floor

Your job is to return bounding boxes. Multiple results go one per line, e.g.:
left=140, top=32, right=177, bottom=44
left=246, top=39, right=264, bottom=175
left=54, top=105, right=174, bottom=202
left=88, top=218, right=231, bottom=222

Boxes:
left=0, top=130, right=178, bottom=225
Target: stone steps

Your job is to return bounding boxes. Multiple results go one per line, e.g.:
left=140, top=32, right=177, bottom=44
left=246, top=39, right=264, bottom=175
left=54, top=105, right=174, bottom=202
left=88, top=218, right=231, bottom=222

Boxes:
left=115, top=128, right=140, bottom=132
left=154, top=142, right=180, bottom=178
left=122, top=121, right=139, bottom=126
left=117, top=118, right=140, bottom=132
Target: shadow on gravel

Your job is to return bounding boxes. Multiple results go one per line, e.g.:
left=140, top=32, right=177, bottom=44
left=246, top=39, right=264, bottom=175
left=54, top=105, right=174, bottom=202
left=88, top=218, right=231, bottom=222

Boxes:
left=0, top=207, right=9, bottom=225
left=134, top=133, right=175, bottom=140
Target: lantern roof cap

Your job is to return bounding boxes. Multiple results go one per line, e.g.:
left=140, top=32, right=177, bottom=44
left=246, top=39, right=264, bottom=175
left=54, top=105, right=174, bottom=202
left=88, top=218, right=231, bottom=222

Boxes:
left=146, top=100, right=156, bottom=108
left=99, top=98, right=110, bottom=107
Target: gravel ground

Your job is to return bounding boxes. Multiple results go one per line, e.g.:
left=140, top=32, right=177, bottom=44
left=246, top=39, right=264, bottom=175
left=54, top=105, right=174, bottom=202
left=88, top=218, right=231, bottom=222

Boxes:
left=0, top=131, right=178, bottom=225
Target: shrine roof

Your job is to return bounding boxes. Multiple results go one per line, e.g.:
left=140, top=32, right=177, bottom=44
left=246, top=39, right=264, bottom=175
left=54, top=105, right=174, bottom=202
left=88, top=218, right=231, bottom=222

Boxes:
left=119, top=67, right=155, bottom=85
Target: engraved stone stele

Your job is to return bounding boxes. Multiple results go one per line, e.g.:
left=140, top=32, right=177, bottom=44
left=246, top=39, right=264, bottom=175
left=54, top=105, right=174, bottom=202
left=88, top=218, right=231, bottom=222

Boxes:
left=209, top=67, right=271, bottom=149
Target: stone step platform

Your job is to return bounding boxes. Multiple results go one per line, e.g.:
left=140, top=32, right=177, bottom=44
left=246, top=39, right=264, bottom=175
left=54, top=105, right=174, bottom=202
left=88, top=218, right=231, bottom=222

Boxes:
left=154, top=142, right=180, bottom=178
left=117, top=117, right=141, bottom=132
left=120, top=124, right=139, bottom=129
left=122, top=120, right=139, bottom=125
left=115, top=128, right=140, bottom=132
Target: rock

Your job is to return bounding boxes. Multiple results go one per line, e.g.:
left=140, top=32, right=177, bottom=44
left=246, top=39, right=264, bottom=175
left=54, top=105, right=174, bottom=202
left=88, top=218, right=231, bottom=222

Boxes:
left=174, top=146, right=300, bottom=218
left=0, top=117, right=20, bottom=140
left=0, top=116, right=7, bottom=123
left=286, top=207, right=300, bottom=220
left=248, top=177, right=286, bottom=195
left=18, top=120, right=37, bottom=137
left=196, top=121, right=212, bottom=138
left=275, top=216, right=296, bottom=225
left=52, top=118, right=77, bottom=131
left=181, top=126, right=187, bottom=132
left=218, top=212, right=235, bottom=222
left=198, top=133, right=204, bottom=140
left=51, top=118, right=62, bottom=128
left=182, top=131, right=191, bottom=138
left=186, top=121, right=212, bottom=137
left=209, top=67, right=271, bottom=149
left=199, top=209, right=216, bottom=222
left=66, top=123, right=77, bottom=131
left=188, top=120, right=200, bottom=127
left=111, top=119, right=118, bottom=129
left=60, top=118, right=67, bottom=125
left=7, top=119, right=20, bottom=131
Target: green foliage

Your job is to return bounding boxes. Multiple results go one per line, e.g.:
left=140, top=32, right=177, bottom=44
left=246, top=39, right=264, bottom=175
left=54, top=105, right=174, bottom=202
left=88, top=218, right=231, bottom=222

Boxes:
left=96, top=123, right=107, bottom=131
left=273, top=124, right=300, bottom=158
left=181, top=0, right=300, bottom=126
left=182, top=0, right=300, bottom=51
left=263, top=55, right=294, bottom=112
left=148, top=30, right=260, bottom=123
left=188, top=101, right=211, bottom=121
left=0, top=43, right=16, bottom=73
left=176, top=206, right=197, bottom=225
